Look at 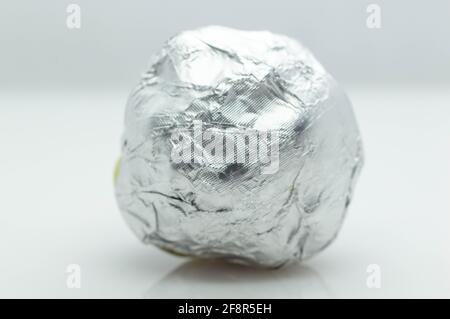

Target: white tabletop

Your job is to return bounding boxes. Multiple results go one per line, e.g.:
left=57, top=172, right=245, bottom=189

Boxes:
left=1, top=85, right=449, bottom=298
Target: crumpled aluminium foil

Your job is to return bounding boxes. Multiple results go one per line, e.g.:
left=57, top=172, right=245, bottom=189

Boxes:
left=115, top=26, right=363, bottom=267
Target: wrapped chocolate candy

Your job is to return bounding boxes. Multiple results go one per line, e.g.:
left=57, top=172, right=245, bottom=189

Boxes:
left=114, top=26, right=363, bottom=267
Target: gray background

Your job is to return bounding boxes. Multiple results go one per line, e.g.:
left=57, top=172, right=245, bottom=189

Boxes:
left=1, top=1, right=449, bottom=298
left=1, top=0, right=450, bottom=90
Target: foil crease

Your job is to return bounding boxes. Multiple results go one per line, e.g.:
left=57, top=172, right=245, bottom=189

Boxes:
left=115, top=26, right=364, bottom=267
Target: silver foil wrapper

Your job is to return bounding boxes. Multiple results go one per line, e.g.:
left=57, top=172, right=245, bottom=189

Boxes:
left=115, top=26, right=363, bottom=267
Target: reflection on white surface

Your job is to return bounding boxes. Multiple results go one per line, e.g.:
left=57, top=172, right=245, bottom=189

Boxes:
left=0, top=87, right=449, bottom=298
left=145, top=260, right=331, bottom=299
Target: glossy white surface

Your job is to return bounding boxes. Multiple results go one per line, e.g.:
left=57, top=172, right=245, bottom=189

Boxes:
left=0, top=86, right=449, bottom=298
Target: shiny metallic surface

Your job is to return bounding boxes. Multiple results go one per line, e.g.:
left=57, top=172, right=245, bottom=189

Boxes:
left=115, top=26, right=364, bottom=267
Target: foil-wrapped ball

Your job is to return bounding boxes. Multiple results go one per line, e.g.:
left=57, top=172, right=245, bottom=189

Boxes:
left=115, top=26, right=363, bottom=267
